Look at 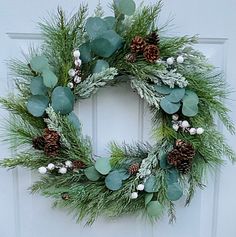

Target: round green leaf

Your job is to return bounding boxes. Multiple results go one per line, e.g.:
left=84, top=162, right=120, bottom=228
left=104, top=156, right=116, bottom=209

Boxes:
left=95, top=157, right=111, bottom=175
left=91, top=38, right=114, bottom=58
left=105, top=170, right=123, bottom=191
left=166, top=168, right=179, bottom=185
left=182, top=103, right=199, bottom=117
left=79, top=42, right=92, bottom=63
left=165, top=88, right=186, bottom=103
left=145, top=193, right=154, bottom=206
left=30, top=76, right=47, bottom=95
left=167, top=182, right=183, bottom=201
left=30, top=56, right=49, bottom=73
left=85, top=17, right=108, bottom=39
left=160, top=97, right=181, bottom=114
left=42, top=69, right=58, bottom=88
left=27, top=95, right=49, bottom=117
left=102, top=30, right=123, bottom=50
left=84, top=166, right=101, bottom=181
left=104, top=16, right=116, bottom=30
left=93, top=60, right=109, bottom=74
left=146, top=201, right=164, bottom=217
left=67, top=112, right=81, bottom=132
left=51, top=86, right=75, bottom=115
left=183, top=90, right=199, bottom=104
left=158, top=150, right=169, bottom=169
left=117, top=169, right=130, bottom=180
left=155, top=85, right=172, bottom=95
left=144, top=175, right=159, bottom=193
left=117, top=0, right=136, bottom=16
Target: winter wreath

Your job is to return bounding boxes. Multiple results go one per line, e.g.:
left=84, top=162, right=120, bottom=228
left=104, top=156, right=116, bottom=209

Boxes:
left=0, top=0, right=235, bottom=225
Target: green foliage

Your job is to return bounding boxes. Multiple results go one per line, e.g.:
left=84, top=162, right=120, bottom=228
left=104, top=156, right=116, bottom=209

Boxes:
left=27, top=95, right=49, bottom=117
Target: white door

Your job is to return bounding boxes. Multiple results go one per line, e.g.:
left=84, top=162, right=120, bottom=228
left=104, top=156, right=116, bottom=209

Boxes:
left=0, top=0, right=235, bottom=236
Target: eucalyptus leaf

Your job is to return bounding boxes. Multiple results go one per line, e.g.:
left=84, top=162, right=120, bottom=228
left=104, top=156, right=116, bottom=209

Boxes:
left=79, top=42, right=92, bottom=63
left=158, top=150, right=169, bottom=169
left=182, top=102, right=199, bottom=117
left=160, top=97, right=181, bottom=114
left=42, top=69, right=58, bottom=88
left=51, top=86, right=75, bottom=115
left=104, top=16, right=116, bottom=29
left=146, top=201, right=163, bottom=217
left=84, top=166, right=101, bottom=181
left=144, top=175, right=159, bottom=193
left=67, top=112, right=81, bottom=132
left=85, top=17, right=108, bottom=39
left=166, top=168, right=179, bottom=185
left=91, top=38, right=114, bottom=58
left=145, top=193, right=154, bottom=206
left=117, top=169, right=130, bottom=180
left=167, top=182, right=183, bottom=201
left=27, top=95, right=49, bottom=117
left=30, top=76, right=47, bottom=95
left=30, top=56, right=49, bottom=73
left=183, top=90, right=199, bottom=104
left=155, top=85, right=172, bottom=95
left=95, top=157, right=111, bottom=175
left=165, top=88, right=186, bottom=103
left=105, top=170, right=123, bottom=191
left=93, top=60, right=109, bottom=73
left=116, top=0, right=136, bottom=16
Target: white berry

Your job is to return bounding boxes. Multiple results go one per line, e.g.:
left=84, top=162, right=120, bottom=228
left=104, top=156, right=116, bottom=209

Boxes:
left=197, top=127, right=204, bottom=135
left=172, top=124, right=179, bottom=131
left=75, top=59, right=82, bottom=67
left=172, top=114, right=179, bottom=121
left=73, top=50, right=81, bottom=58
left=130, top=192, right=138, bottom=199
left=65, top=161, right=73, bottom=168
left=189, top=128, right=197, bottom=135
left=177, top=55, right=184, bottom=64
left=181, top=120, right=190, bottom=128
left=38, top=167, right=47, bottom=174
left=74, top=76, right=81, bottom=84
left=47, top=163, right=55, bottom=170
left=136, top=184, right=145, bottom=191
left=68, top=69, right=76, bottom=77
left=167, top=57, right=174, bottom=65
left=67, top=82, right=74, bottom=89
left=59, top=167, right=67, bottom=174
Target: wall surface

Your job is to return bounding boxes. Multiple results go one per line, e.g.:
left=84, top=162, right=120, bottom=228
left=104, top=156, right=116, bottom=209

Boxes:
left=0, top=0, right=236, bottom=237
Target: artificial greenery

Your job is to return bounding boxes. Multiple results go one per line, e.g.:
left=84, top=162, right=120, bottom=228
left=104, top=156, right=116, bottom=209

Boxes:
left=0, top=0, right=235, bottom=225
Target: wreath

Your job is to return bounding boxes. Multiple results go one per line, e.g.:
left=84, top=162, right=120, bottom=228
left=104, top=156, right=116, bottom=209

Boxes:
left=0, top=0, right=235, bottom=225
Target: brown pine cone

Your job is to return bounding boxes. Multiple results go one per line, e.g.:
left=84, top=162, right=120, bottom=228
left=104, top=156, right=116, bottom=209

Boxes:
left=44, top=142, right=60, bottom=157
left=129, top=163, right=140, bottom=175
left=131, top=36, right=147, bottom=53
left=177, top=160, right=191, bottom=174
left=168, top=148, right=183, bottom=166
left=146, top=31, right=160, bottom=45
left=72, top=160, right=86, bottom=170
left=125, top=53, right=137, bottom=63
left=43, top=128, right=60, bottom=144
left=143, top=44, right=160, bottom=63
left=32, top=136, right=45, bottom=150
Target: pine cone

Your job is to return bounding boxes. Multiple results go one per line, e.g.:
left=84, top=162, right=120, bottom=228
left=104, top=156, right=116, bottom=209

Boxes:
left=129, top=163, right=140, bottom=175
left=131, top=36, right=147, bottom=53
left=146, top=31, right=160, bottom=45
left=143, top=44, right=160, bottom=63
left=168, top=140, right=195, bottom=174
left=125, top=53, right=137, bottom=63
left=72, top=160, right=86, bottom=169
left=44, top=142, right=60, bottom=157
left=43, top=128, right=60, bottom=144
left=32, top=136, right=45, bottom=150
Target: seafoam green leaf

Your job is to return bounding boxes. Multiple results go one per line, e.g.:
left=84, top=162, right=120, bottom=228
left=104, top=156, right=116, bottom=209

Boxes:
left=95, top=157, right=111, bottom=175
left=160, top=97, right=181, bottom=114
left=166, top=168, right=179, bottom=185
left=158, top=150, right=169, bottom=169
left=84, top=166, right=101, bottom=181
left=183, top=90, right=199, bottom=104
left=30, top=56, right=49, bottom=73
left=105, top=170, right=123, bottom=191
left=155, top=85, right=172, bottom=95
left=27, top=95, right=49, bottom=117
left=91, top=38, right=114, bottom=58
left=104, top=16, right=116, bottom=30
left=67, top=112, right=80, bottom=132
left=145, top=193, right=154, bottom=206
left=117, top=169, right=130, bottom=180
left=79, top=42, right=92, bottom=63
left=116, top=0, right=136, bottom=16
left=85, top=17, right=108, bottom=39
left=146, top=201, right=164, bottom=217
left=93, top=60, right=109, bottom=73
left=51, top=86, right=75, bottom=115
left=144, top=175, right=159, bottom=193
left=165, top=88, right=186, bottom=103
left=167, top=182, right=183, bottom=201
left=30, top=76, right=47, bottom=95
left=42, top=69, right=58, bottom=88
left=182, top=102, right=199, bottom=117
